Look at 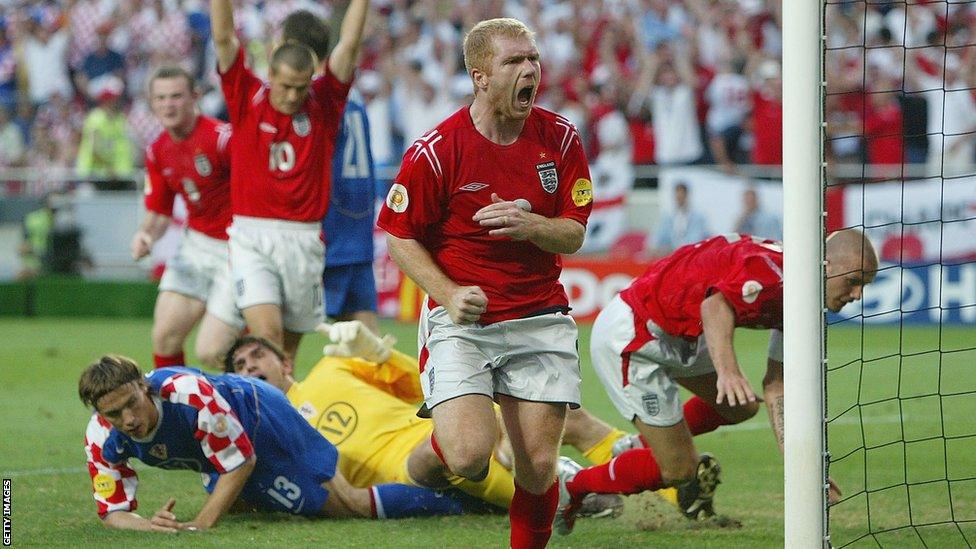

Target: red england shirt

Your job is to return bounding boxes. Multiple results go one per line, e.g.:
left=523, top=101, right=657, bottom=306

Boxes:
left=378, top=106, right=593, bottom=324
left=219, top=47, right=350, bottom=222
left=621, top=234, right=784, bottom=339
left=144, top=116, right=232, bottom=239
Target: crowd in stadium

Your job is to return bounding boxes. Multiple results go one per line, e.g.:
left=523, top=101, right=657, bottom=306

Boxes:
left=2, top=0, right=971, bottom=197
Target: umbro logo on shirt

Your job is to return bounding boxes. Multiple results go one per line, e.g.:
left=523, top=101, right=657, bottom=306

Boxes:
left=259, top=123, right=278, bottom=134
left=459, top=182, right=488, bottom=192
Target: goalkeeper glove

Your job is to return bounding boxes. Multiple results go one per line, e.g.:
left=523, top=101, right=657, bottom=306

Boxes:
left=315, top=320, right=396, bottom=363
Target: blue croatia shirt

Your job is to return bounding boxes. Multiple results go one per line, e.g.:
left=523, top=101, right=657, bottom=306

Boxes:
left=323, top=89, right=376, bottom=266
left=85, top=367, right=338, bottom=517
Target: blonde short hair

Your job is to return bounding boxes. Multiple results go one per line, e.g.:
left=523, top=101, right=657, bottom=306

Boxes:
left=463, top=18, right=537, bottom=77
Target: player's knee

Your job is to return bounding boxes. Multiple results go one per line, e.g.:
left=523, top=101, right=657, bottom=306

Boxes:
left=442, top=444, right=492, bottom=480
left=195, top=344, right=224, bottom=370
left=151, top=324, right=183, bottom=355
left=514, top=453, right=558, bottom=493
left=722, top=401, right=760, bottom=424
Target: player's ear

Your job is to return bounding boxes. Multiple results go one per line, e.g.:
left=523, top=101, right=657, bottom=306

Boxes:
left=471, top=69, right=488, bottom=92
left=282, top=359, right=294, bottom=376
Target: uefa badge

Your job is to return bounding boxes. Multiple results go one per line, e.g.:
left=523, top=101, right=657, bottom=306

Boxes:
left=536, top=161, right=558, bottom=194
left=194, top=153, right=212, bottom=177
left=386, top=183, right=409, bottom=213
left=293, top=112, right=311, bottom=137
left=741, top=280, right=764, bottom=304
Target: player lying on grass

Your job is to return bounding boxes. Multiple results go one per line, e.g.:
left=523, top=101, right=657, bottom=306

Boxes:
left=224, top=320, right=625, bottom=518
left=80, top=356, right=478, bottom=532
left=555, top=230, right=878, bottom=535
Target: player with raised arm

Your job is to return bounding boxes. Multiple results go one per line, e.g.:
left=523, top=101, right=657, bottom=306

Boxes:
left=131, top=65, right=243, bottom=370
left=210, top=0, right=368, bottom=359
left=224, top=321, right=624, bottom=518
left=80, top=356, right=479, bottom=533
left=377, top=18, right=593, bottom=548
left=554, top=229, right=879, bottom=534
left=279, top=10, right=380, bottom=334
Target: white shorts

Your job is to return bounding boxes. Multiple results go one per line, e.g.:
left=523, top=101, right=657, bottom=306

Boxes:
left=158, top=229, right=243, bottom=329
left=228, top=216, right=325, bottom=333
left=590, top=295, right=716, bottom=428
left=418, top=301, right=582, bottom=410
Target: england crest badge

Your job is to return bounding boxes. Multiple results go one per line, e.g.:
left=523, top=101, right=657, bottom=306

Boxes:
left=194, top=153, right=212, bottom=177
left=536, top=161, right=558, bottom=194
left=293, top=113, right=311, bottom=137
left=641, top=393, right=660, bottom=416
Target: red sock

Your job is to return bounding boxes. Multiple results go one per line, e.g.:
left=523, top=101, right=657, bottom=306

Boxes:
left=683, top=396, right=733, bottom=435
left=568, top=448, right=663, bottom=498
left=153, top=352, right=185, bottom=369
left=510, top=481, right=558, bottom=549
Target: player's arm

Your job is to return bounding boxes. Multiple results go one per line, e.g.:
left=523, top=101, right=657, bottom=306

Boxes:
left=761, top=357, right=785, bottom=452
left=186, top=455, right=256, bottom=529
left=160, top=373, right=258, bottom=528
left=700, top=292, right=757, bottom=406
left=84, top=416, right=177, bottom=532
left=210, top=0, right=239, bottom=73
left=328, top=0, right=370, bottom=83
left=386, top=234, right=487, bottom=325
left=134, top=148, right=175, bottom=260
left=131, top=211, right=171, bottom=260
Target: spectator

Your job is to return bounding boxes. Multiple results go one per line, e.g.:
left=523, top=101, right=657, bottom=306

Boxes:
left=356, top=70, right=397, bottom=173
left=0, top=23, right=16, bottom=112
left=0, top=105, right=26, bottom=167
left=75, top=24, right=126, bottom=102
left=17, top=192, right=58, bottom=279
left=705, top=55, right=751, bottom=172
left=75, top=76, right=134, bottom=182
left=650, top=182, right=711, bottom=256
left=639, top=0, right=686, bottom=51
left=749, top=58, right=782, bottom=166
left=20, top=16, right=73, bottom=106
left=632, top=44, right=703, bottom=166
left=582, top=108, right=634, bottom=254
left=733, top=187, right=781, bottom=240
left=863, top=78, right=903, bottom=174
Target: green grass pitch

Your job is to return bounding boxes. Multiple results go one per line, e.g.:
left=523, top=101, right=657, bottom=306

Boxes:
left=0, top=317, right=972, bottom=547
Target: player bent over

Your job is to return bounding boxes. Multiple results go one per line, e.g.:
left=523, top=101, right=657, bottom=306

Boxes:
left=131, top=65, right=243, bottom=369
left=225, top=321, right=624, bottom=519
left=555, top=230, right=878, bottom=534
left=80, top=356, right=471, bottom=532
left=210, top=0, right=368, bottom=359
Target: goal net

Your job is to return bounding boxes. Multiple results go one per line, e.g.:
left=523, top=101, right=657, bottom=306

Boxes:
left=819, top=1, right=976, bottom=546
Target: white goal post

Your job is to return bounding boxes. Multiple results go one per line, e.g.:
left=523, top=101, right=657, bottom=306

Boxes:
left=783, top=0, right=827, bottom=547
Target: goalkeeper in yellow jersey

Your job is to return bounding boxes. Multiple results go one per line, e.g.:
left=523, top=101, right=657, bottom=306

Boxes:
left=224, top=321, right=628, bottom=515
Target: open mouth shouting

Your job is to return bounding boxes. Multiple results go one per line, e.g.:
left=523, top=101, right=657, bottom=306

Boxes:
left=515, top=82, right=535, bottom=111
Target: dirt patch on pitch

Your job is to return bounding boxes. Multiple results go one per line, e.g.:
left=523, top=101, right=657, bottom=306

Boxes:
left=623, top=492, right=743, bottom=532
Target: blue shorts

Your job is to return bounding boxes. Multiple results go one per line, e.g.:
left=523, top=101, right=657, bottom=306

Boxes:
left=205, top=378, right=339, bottom=517
left=323, top=262, right=377, bottom=318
